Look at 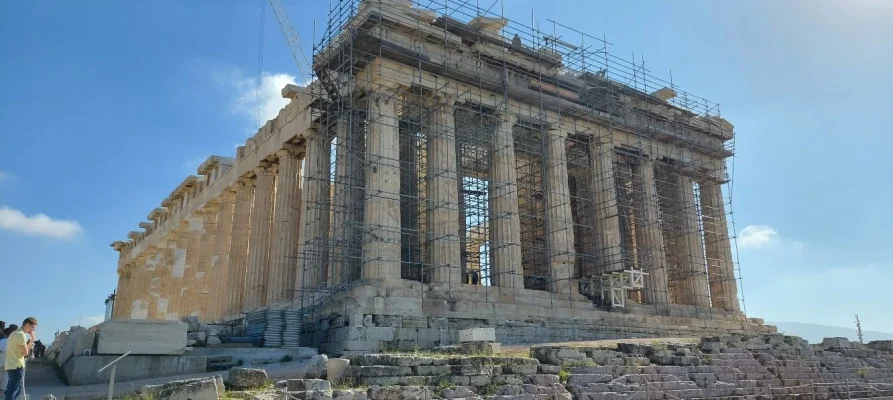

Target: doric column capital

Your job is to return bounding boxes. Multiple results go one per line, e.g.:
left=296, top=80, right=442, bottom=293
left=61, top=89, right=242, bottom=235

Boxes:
left=237, top=175, right=255, bottom=189
left=275, top=144, right=300, bottom=161
left=547, top=123, right=569, bottom=140
left=253, top=163, right=273, bottom=177
left=425, top=92, right=458, bottom=109
left=366, top=83, right=404, bottom=105
left=496, top=109, right=518, bottom=126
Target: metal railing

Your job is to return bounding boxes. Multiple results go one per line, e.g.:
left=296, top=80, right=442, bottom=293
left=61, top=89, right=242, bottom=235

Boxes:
left=97, top=351, right=131, bottom=400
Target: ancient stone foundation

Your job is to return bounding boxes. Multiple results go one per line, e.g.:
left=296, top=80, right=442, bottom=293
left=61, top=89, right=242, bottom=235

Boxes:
left=112, top=0, right=766, bottom=352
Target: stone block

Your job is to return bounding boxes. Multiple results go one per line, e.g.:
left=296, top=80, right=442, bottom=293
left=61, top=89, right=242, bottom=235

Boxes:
left=460, top=341, right=499, bottom=355
left=328, top=358, right=350, bottom=384
left=822, top=337, right=853, bottom=350
left=401, top=316, right=428, bottom=328
left=567, top=374, right=613, bottom=385
left=57, top=326, right=88, bottom=366
left=140, top=377, right=219, bottom=400
left=96, top=319, right=187, bottom=355
left=538, top=365, right=561, bottom=374
left=368, top=385, right=434, bottom=400
left=287, top=379, right=332, bottom=392
left=228, top=368, right=268, bottom=390
left=346, top=366, right=413, bottom=377
left=524, top=374, right=560, bottom=386
left=458, top=328, right=495, bottom=343
left=373, top=315, right=402, bottom=327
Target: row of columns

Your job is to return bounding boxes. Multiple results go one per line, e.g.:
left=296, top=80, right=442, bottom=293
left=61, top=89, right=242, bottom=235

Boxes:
left=340, top=88, right=738, bottom=312
left=113, top=86, right=739, bottom=321
left=113, top=145, right=319, bottom=321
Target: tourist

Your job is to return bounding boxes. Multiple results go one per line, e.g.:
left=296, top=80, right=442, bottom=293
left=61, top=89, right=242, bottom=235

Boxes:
left=0, top=328, right=8, bottom=396
left=5, top=318, right=37, bottom=400
left=33, top=341, right=45, bottom=359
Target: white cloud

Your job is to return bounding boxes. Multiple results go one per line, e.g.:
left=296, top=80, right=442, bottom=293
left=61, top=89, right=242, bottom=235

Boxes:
left=214, top=67, right=297, bottom=129
left=0, top=206, right=83, bottom=239
left=738, top=225, right=777, bottom=248
left=0, top=171, right=10, bottom=183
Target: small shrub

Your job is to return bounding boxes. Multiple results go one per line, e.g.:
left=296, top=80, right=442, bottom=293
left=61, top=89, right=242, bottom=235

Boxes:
left=558, top=367, right=570, bottom=384
left=280, top=354, right=293, bottom=363
left=236, top=359, right=244, bottom=366
left=436, top=379, right=456, bottom=390
left=479, top=383, right=503, bottom=396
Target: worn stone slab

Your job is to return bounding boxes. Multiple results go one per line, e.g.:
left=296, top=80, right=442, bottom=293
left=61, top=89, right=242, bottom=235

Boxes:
left=96, top=319, right=187, bottom=355
left=140, top=377, right=220, bottom=400
left=458, top=328, right=495, bottom=343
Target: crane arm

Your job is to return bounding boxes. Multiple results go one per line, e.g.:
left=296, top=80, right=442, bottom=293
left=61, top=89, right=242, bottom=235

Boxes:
left=267, top=0, right=313, bottom=84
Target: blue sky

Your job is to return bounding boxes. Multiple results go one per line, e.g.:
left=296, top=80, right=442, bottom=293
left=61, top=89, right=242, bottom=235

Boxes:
left=1, top=0, right=891, bottom=340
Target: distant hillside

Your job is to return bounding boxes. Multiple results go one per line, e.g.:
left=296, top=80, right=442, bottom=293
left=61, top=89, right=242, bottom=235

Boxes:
left=768, top=321, right=893, bottom=344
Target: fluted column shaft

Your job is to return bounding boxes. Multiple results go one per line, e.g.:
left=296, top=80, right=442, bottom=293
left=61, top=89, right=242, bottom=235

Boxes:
left=145, top=250, right=162, bottom=319
left=699, top=181, right=740, bottom=312
left=545, top=125, right=576, bottom=294
left=170, top=223, right=190, bottom=320
left=210, top=193, right=235, bottom=320
left=227, top=180, right=253, bottom=317
left=490, top=112, right=524, bottom=289
left=196, top=209, right=217, bottom=320
left=362, top=89, right=402, bottom=281
left=677, top=175, right=711, bottom=307
left=634, top=159, right=670, bottom=305
left=591, top=139, right=623, bottom=274
left=331, top=119, right=350, bottom=285
left=131, top=258, right=149, bottom=319
left=425, top=94, right=462, bottom=286
left=269, top=149, right=302, bottom=304
left=183, top=216, right=204, bottom=317
left=299, top=134, right=332, bottom=292
left=244, top=167, right=275, bottom=311
left=156, top=239, right=176, bottom=320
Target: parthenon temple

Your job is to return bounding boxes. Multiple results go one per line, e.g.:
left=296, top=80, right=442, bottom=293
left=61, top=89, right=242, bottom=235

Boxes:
left=111, top=0, right=773, bottom=353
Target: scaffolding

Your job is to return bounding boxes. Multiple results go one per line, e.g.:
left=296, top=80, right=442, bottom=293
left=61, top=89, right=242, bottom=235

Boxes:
left=295, top=0, right=744, bottom=343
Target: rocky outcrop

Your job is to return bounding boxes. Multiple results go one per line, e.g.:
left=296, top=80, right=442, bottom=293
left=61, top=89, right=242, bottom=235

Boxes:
left=533, top=334, right=893, bottom=399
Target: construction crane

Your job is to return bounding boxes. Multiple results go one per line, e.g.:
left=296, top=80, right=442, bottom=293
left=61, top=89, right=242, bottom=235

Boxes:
left=267, top=0, right=313, bottom=84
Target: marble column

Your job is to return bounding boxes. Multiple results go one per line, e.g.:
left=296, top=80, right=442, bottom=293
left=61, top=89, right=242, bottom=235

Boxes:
left=183, top=215, right=204, bottom=317
left=171, top=223, right=190, bottom=320
left=244, top=166, right=275, bottom=311
left=156, top=238, right=177, bottom=320
left=131, top=258, right=149, bottom=319
left=590, top=139, right=623, bottom=274
left=677, top=174, right=711, bottom=307
left=227, top=180, right=253, bottom=317
left=269, top=148, right=302, bottom=305
left=145, top=248, right=162, bottom=319
left=330, top=119, right=350, bottom=286
left=699, top=180, right=740, bottom=312
left=196, top=208, right=217, bottom=320
left=362, top=88, right=402, bottom=281
left=300, top=132, right=332, bottom=292
left=489, top=112, right=524, bottom=289
left=425, top=94, right=462, bottom=286
left=210, top=193, right=235, bottom=320
left=633, top=159, right=670, bottom=305
left=544, top=125, right=576, bottom=294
